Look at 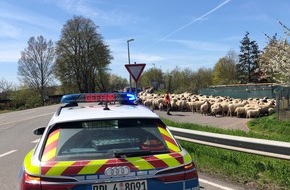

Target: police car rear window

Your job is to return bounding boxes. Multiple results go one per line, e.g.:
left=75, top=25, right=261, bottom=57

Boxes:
left=41, top=119, right=175, bottom=161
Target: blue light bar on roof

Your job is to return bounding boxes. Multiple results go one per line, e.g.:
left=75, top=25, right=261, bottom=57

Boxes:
left=61, top=93, right=137, bottom=104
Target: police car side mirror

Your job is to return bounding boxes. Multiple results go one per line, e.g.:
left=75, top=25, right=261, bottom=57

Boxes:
left=33, top=127, right=45, bottom=135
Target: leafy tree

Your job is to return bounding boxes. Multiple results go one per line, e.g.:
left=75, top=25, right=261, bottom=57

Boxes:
left=259, top=22, right=290, bottom=84
left=213, top=50, right=238, bottom=85
left=18, top=35, right=55, bottom=105
left=55, top=15, right=113, bottom=93
left=192, top=68, right=213, bottom=92
left=139, top=68, right=164, bottom=90
left=237, top=32, right=261, bottom=83
left=11, top=86, right=42, bottom=109
left=0, top=78, right=14, bottom=99
left=107, top=74, right=128, bottom=92
left=165, top=67, right=213, bottom=94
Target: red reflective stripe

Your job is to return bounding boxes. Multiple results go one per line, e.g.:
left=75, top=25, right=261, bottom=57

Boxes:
left=42, top=140, right=58, bottom=155
left=41, top=161, right=58, bottom=175
left=142, top=156, right=168, bottom=169
left=61, top=161, right=90, bottom=175
left=162, top=134, right=177, bottom=146
left=96, top=159, right=117, bottom=173
left=170, top=153, right=183, bottom=164
left=117, top=158, right=139, bottom=171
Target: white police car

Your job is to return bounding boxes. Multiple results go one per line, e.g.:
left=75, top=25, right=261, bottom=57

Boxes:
left=19, top=93, right=199, bottom=190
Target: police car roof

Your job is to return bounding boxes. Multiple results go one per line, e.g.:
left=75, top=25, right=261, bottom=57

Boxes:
left=49, top=103, right=159, bottom=124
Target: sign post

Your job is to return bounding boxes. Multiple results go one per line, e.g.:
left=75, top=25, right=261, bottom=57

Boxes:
left=125, top=63, right=146, bottom=96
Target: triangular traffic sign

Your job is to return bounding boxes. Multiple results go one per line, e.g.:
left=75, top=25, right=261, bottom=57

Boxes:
left=125, top=63, right=146, bottom=82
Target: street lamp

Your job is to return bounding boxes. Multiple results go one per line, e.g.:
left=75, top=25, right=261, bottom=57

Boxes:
left=127, top=38, right=134, bottom=91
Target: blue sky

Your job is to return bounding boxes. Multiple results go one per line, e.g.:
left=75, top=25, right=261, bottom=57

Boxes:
left=1, top=0, right=290, bottom=85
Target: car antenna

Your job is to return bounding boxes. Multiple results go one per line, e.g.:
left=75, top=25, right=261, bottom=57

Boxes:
left=103, top=102, right=110, bottom=110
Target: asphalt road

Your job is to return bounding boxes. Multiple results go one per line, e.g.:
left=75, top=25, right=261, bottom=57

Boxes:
left=0, top=104, right=247, bottom=190
left=154, top=110, right=250, bottom=131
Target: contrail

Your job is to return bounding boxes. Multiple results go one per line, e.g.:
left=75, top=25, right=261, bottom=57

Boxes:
left=140, top=0, right=231, bottom=51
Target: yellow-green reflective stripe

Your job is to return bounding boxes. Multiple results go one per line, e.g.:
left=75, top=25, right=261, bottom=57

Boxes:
left=42, top=147, right=56, bottom=161
left=183, top=151, right=192, bottom=164
left=78, top=160, right=108, bottom=175
left=46, top=131, right=59, bottom=145
left=125, top=157, right=154, bottom=170
left=154, top=154, right=180, bottom=167
left=45, top=161, right=75, bottom=176
left=166, top=141, right=180, bottom=152
left=158, top=126, right=181, bottom=152
left=158, top=127, right=169, bottom=137
left=24, top=150, right=40, bottom=175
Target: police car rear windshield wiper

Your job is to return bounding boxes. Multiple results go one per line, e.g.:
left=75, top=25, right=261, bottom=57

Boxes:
left=113, top=150, right=169, bottom=158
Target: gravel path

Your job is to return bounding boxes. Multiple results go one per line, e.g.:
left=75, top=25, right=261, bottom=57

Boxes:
left=154, top=110, right=250, bottom=132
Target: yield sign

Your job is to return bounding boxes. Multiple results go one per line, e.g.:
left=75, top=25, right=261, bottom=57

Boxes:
left=125, top=63, right=146, bottom=82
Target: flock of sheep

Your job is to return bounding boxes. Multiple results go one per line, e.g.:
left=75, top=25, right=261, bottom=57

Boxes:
left=138, top=91, right=276, bottom=118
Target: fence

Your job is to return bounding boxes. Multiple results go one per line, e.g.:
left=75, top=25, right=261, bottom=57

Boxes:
left=198, top=83, right=279, bottom=99
left=169, top=126, right=290, bottom=160
left=274, top=85, right=290, bottom=120
left=199, top=83, right=290, bottom=121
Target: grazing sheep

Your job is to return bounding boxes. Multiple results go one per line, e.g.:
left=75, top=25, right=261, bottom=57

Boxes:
left=268, top=107, right=275, bottom=115
left=246, top=108, right=261, bottom=118
left=191, top=100, right=205, bottom=113
left=235, top=107, right=247, bottom=118
left=211, top=104, right=223, bottom=117
left=200, top=100, right=211, bottom=116
left=259, top=101, right=275, bottom=116
left=228, top=100, right=248, bottom=117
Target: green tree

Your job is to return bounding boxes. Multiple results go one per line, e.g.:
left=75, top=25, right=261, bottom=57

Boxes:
left=139, top=68, right=164, bottom=90
left=192, top=68, right=213, bottom=92
left=18, top=35, right=55, bottom=105
left=108, top=74, right=128, bottom=92
left=213, top=51, right=238, bottom=85
left=55, top=15, right=113, bottom=93
left=165, top=67, right=212, bottom=94
left=237, top=32, right=261, bottom=83
left=0, top=78, right=14, bottom=99
left=259, top=21, right=290, bottom=84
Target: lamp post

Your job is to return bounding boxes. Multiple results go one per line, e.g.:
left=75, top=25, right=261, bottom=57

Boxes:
left=127, top=38, right=134, bottom=91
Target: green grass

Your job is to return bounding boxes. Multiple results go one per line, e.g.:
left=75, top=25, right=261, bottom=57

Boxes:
left=162, top=114, right=290, bottom=190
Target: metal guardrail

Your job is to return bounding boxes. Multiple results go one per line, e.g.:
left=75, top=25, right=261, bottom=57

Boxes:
left=168, top=126, right=290, bottom=160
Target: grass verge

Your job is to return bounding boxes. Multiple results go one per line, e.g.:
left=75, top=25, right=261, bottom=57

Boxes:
left=162, top=115, right=290, bottom=189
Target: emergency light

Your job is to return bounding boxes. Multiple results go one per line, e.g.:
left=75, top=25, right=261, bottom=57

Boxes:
left=61, top=93, right=137, bottom=105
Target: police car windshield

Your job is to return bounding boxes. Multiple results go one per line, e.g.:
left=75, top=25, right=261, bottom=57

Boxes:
left=41, top=119, right=170, bottom=161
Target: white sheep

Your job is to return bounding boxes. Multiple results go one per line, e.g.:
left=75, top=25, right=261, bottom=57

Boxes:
left=246, top=108, right=261, bottom=118
left=268, top=107, right=275, bottom=115
left=200, top=100, right=211, bottom=116
left=191, top=99, right=205, bottom=113
left=259, top=101, right=275, bottom=116
left=211, top=104, right=222, bottom=117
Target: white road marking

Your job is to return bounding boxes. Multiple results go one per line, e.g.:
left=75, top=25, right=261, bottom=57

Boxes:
left=199, top=178, right=235, bottom=190
left=21, top=110, right=36, bottom=115
left=0, top=112, right=54, bottom=126
left=0, top=150, right=17, bottom=158
left=31, top=139, right=40, bottom=143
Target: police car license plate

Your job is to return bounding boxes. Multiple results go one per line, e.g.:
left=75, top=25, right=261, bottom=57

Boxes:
left=92, top=180, right=147, bottom=190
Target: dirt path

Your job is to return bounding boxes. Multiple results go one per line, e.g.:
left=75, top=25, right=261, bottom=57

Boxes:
left=154, top=110, right=250, bottom=132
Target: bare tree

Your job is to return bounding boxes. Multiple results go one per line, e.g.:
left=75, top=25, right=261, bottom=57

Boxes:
left=18, top=35, right=55, bottom=105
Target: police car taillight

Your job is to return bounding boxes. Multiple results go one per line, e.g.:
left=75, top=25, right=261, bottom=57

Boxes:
left=61, top=92, right=137, bottom=104
left=20, top=171, right=76, bottom=190
left=156, top=162, right=198, bottom=182
left=20, top=172, right=41, bottom=190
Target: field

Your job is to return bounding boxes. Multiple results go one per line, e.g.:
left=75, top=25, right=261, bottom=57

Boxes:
left=163, top=115, right=290, bottom=190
